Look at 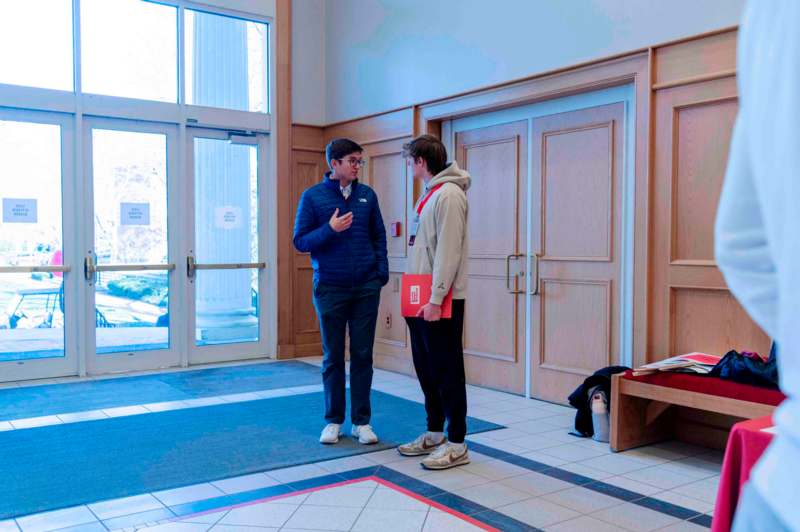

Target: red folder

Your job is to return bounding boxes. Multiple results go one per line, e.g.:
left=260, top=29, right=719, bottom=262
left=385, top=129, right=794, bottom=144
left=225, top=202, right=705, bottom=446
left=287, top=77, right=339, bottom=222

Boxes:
left=401, top=274, right=453, bottom=318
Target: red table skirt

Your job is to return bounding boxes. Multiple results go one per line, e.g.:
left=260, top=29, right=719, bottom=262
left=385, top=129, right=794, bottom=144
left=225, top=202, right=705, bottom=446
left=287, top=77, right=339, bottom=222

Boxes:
left=623, top=371, right=785, bottom=406
left=711, top=416, right=775, bottom=532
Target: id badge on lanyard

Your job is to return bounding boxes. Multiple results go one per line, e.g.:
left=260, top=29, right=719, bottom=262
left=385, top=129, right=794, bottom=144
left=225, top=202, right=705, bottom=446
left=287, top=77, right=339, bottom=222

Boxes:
left=409, top=183, right=443, bottom=247
left=408, top=216, right=420, bottom=247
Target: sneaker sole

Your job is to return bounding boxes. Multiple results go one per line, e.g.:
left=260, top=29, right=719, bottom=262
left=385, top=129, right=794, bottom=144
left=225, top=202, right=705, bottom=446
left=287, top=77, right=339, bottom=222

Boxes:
left=397, top=444, right=446, bottom=457
left=421, top=455, right=470, bottom=470
left=397, top=448, right=433, bottom=457
left=320, top=433, right=344, bottom=445
left=352, top=434, right=379, bottom=445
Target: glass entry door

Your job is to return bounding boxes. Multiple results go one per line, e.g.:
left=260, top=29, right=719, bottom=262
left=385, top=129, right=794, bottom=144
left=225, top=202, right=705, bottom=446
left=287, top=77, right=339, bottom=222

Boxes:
left=83, top=118, right=181, bottom=374
left=0, top=110, right=77, bottom=382
left=186, top=128, right=269, bottom=364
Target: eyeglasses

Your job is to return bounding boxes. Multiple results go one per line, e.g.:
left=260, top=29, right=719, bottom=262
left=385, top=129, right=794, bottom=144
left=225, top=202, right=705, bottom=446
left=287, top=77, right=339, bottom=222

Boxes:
left=338, top=157, right=366, bottom=168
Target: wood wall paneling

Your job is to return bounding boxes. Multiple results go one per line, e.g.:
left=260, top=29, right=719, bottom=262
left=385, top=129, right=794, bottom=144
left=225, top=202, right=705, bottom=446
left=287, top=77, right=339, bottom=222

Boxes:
left=670, top=288, right=770, bottom=357
left=650, top=75, right=770, bottom=362
left=670, top=97, right=737, bottom=265
left=376, top=273, right=407, bottom=347
left=653, top=29, right=737, bottom=89
left=276, top=0, right=294, bottom=357
left=369, top=151, right=408, bottom=259
left=363, top=137, right=415, bottom=374
left=289, top=124, right=327, bottom=356
left=293, top=266, right=319, bottom=336
left=325, top=108, right=415, bottom=146
left=292, top=124, right=326, bottom=152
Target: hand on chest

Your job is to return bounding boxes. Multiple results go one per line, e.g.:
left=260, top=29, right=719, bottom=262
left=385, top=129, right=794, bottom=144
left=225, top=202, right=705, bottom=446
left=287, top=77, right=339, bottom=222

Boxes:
left=325, top=192, right=370, bottom=226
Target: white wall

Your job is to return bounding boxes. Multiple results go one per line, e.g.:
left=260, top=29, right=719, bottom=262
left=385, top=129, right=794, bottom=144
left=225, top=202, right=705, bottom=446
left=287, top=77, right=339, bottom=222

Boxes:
left=292, top=0, right=326, bottom=125
left=291, top=0, right=745, bottom=124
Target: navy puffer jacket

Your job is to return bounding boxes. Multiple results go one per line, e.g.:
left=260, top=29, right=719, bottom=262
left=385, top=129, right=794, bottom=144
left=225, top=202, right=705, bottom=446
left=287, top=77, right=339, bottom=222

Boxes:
left=293, top=174, right=389, bottom=288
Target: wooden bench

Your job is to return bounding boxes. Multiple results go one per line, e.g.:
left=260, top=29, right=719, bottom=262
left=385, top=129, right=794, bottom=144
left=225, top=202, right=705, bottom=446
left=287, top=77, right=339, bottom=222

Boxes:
left=610, top=371, right=784, bottom=452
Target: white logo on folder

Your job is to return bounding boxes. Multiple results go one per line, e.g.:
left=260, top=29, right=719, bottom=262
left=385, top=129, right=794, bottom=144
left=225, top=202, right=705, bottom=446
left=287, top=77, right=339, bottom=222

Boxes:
left=410, top=285, right=420, bottom=305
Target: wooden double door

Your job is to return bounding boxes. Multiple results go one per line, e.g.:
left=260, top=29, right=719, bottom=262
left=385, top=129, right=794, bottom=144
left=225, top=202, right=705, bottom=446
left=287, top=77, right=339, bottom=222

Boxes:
left=454, top=102, right=625, bottom=403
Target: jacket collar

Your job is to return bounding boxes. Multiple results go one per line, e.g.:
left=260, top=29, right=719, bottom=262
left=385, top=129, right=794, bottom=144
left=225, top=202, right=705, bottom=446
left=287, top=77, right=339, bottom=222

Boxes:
left=323, top=170, right=359, bottom=194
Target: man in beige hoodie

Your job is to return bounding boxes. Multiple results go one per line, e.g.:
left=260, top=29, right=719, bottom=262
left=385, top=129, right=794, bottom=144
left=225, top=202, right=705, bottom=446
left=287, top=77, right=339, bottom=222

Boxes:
left=397, top=135, right=472, bottom=470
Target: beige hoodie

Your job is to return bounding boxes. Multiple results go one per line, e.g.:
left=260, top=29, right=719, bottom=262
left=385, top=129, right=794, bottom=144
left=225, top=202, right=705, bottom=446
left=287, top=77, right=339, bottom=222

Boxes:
left=407, top=161, right=471, bottom=304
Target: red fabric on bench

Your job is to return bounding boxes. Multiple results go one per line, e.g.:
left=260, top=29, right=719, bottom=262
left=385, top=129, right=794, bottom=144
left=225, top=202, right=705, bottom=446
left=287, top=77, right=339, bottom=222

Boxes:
left=623, top=370, right=785, bottom=406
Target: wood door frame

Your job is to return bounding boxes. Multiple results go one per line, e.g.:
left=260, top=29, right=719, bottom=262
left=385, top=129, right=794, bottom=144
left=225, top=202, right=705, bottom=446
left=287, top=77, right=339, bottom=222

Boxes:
left=418, top=53, right=650, bottom=381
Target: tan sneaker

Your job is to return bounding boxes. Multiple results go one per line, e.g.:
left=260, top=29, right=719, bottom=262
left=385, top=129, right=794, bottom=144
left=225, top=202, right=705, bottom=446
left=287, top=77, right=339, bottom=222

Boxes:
left=421, top=442, right=470, bottom=470
left=398, top=432, right=447, bottom=456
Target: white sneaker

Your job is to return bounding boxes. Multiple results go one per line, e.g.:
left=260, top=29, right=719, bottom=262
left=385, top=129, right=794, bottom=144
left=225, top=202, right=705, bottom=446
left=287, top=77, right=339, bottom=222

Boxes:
left=421, top=442, right=470, bottom=470
left=351, top=424, right=379, bottom=445
left=320, top=423, right=343, bottom=444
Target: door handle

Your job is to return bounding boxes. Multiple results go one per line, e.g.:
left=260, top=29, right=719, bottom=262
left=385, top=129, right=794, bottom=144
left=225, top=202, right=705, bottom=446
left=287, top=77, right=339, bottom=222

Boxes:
left=187, top=255, right=196, bottom=279
left=530, top=253, right=541, bottom=296
left=505, top=254, right=524, bottom=294
left=0, top=265, right=71, bottom=274
left=84, top=255, right=96, bottom=282
left=187, top=256, right=266, bottom=279
left=94, top=263, right=176, bottom=272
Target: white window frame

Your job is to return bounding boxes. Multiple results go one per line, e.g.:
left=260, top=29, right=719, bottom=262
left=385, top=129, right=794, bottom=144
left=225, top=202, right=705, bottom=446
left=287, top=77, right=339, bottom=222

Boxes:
left=184, top=127, right=275, bottom=366
left=0, top=0, right=278, bottom=380
left=0, top=108, right=79, bottom=383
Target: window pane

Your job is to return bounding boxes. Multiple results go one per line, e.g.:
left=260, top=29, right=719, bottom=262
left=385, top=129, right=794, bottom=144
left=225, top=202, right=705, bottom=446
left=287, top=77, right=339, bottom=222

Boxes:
left=92, top=129, right=168, bottom=266
left=194, top=137, right=260, bottom=345
left=81, top=0, right=177, bottom=102
left=92, top=129, right=169, bottom=354
left=186, top=10, right=268, bottom=113
left=0, top=120, right=65, bottom=361
left=0, top=1, right=73, bottom=91
left=95, top=271, right=169, bottom=354
left=195, top=269, right=259, bottom=346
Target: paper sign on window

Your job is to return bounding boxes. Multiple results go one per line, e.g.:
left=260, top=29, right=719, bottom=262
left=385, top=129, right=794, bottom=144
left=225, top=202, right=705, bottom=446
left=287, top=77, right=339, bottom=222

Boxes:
left=215, top=206, right=243, bottom=229
left=121, top=203, right=150, bottom=225
left=2, top=198, right=38, bottom=223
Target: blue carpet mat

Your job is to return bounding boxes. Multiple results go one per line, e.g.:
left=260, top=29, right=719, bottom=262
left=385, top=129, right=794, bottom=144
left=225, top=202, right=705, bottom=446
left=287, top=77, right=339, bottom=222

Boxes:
left=0, top=360, right=322, bottom=421
left=0, top=390, right=502, bottom=519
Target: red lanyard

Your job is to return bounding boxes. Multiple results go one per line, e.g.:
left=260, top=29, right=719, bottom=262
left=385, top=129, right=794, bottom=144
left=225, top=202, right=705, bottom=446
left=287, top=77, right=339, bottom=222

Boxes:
left=416, top=184, right=444, bottom=215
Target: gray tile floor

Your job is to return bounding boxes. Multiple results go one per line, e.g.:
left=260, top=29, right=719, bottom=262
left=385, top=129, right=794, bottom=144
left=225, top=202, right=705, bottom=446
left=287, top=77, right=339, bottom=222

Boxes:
left=1, top=358, right=720, bottom=531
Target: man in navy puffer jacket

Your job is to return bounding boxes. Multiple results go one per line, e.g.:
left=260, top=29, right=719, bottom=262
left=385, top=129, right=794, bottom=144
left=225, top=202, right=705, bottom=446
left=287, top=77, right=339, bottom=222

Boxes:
left=293, top=138, right=389, bottom=446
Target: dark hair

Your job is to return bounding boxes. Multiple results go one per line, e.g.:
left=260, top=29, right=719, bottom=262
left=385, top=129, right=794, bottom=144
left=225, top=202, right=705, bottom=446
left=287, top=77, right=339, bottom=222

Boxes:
left=402, top=135, right=448, bottom=176
left=326, top=138, right=363, bottom=167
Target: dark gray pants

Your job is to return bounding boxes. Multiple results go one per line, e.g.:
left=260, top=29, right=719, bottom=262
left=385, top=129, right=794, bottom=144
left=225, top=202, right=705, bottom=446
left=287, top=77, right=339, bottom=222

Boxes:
left=313, top=279, right=381, bottom=426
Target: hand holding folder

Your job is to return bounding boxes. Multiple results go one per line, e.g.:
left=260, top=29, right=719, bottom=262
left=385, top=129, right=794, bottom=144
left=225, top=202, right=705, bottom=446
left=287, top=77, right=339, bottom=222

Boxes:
left=401, top=274, right=453, bottom=318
